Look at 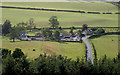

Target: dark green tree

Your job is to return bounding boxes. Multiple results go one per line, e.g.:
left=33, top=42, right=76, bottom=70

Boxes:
left=41, top=28, right=53, bottom=40
left=2, top=54, right=16, bottom=75
left=2, top=49, right=11, bottom=58
left=12, top=48, right=24, bottom=58
left=54, top=30, right=60, bottom=41
left=9, top=26, right=26, bottom=42
left=69, top=27, right=74, bottom=35
left=49, top=16, right=59, bottom=28
left=82, top=24, right=88, bottom=31
left=9, top=27, right=20, bottom=42
left=95, top=28, right=105, bottom=34
left=2, top=20, right=12, bottom=35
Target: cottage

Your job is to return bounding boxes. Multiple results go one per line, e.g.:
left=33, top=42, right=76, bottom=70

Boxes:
left=60, top=33, right=72, bottom=41
left=19, top=32, right=31, bottom=41
left=72, top=36, right=80, bottom=41
left=60, top=33, right=80, bottom=42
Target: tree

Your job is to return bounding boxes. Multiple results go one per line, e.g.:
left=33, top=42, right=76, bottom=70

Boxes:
left=29, top=18, right=34, bottom=26
left=2, top=49, right=11, bottom=58
left=69, top=27, right=74, bottom=35
left=82, top=24, right=88, bottom=31
left=9, top=27, right=20, bottom=42
left=41, top=28, right=53, bottom=40
left=27, top=18, right=35, bottom=31
left=12, top=48, right=24, bottom=58
left=79, top=33, right=85, bottom=38
left=49, top=16, right=59, bottom=28
left=2, top=20, right=12, bottom=35
left=9, top=26, right=26, bottom=42
left=17, top=22, right=27, bottom=27
left=2, top=54, right=16, bottom=75
left=95, top=28, right=105, bottom=34
left=91, top=27, right=98, bottom=31
left=54, top=30, right=60, bottom=41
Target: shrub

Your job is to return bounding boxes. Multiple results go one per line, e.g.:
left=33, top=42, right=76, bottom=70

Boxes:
left=12, top=48, right=24, bottom=58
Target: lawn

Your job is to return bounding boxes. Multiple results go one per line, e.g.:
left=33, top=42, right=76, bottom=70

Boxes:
left=2, top=37, right=85, bottom=60
left=91, top=35, right=119, bottom=59
left=2, top=8, right=118, bottom=27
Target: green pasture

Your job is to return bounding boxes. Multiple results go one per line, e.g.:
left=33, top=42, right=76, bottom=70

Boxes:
left=2, top=8, right=118, bottom=27
left=2, top=2, right=118, bottom=12
left=91, top=35, right=119, bottom=59
left=2, top=37, right=85, bottom=60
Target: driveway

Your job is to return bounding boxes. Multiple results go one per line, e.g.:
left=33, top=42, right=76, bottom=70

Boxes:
left=82, top=36, right=93, bottom=64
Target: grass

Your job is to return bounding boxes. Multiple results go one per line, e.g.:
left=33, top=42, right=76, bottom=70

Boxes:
left=2, top=2, right=118, bottom=12
left=91, top=35, right=119, bottom=59
left=2, top=37, right=85, bottom=60
left=2, top=8, right=118, bottom=27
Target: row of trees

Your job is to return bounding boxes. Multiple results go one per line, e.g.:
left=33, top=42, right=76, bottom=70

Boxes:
left=2, top=48, right=120, bottom=75
left=2, top=18, right=36, bottom=42
left=2, top=16, right=59, bottom=42
left=2, top=16, right=106, bottom=42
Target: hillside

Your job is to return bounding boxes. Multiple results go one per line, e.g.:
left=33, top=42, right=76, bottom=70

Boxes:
left=2, top=2, right=118, bottom=12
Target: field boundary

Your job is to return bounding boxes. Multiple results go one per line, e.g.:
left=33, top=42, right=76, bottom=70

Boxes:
left=89, top=32, right=120, bottom=39
left=1, top=6, right=120, bottom=15
left=34, top=27, right=120, bottom=30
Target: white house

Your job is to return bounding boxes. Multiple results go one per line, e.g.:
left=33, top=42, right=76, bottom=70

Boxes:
left=19, top=32, right=31, bottom=41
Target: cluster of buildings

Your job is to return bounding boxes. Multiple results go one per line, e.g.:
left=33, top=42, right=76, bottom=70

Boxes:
left=19, top=29, right=93, bottom=42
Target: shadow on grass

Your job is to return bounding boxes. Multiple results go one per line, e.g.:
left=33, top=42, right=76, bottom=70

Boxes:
left=9, top=41, right=21, bottom=43
left=58, top=41, right=68, bottom=44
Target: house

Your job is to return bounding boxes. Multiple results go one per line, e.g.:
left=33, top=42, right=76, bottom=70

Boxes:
left=60, top=33, right=72, bottom=41
left=19, top=32, right=31, bottom=41
left=60, top=33, right=80, bottom=42
left=72, top=36, right=80, bottom=41
left=74, top=30, right=82, bottom=35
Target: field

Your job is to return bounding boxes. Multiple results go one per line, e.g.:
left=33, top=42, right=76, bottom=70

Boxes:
left=91, top=35, right=119, bottom=59
left=1, top=2, right=118, bottom=27
left=1, top=2, right=119, bottom=60
left=2, top=2, right=118, bottom=12
left=2, top=37, right=85, bottom=60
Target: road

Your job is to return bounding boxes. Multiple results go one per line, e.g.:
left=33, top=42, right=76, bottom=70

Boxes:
left=82, top=36, right=93, bottom=64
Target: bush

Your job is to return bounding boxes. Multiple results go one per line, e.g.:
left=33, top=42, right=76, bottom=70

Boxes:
left=2, top=49, right=11, bottom=58
left=12, top=48, right=24, bottom=58
left=94, top=28, right=105, bottom=34
left=2, top=48, right=120, bottom=75
left=91, top=27, right=98, bottom=31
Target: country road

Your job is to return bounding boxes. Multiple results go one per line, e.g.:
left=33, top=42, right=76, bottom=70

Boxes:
left=82, top=36, right=93, bottom=64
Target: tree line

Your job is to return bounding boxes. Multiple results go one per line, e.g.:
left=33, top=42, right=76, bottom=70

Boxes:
left=1, top=48, right=120, bottom=75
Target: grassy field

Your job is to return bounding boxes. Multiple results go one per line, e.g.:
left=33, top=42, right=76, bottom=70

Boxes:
left=2, top=2, right=118, bottom=12
left=2, top=8, right=118, bottom=27
left=1, top=2, right=118, bottom=27
left=91, top=35, right=119, bottom=59
left=2, top=37, right=85, bottom=60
